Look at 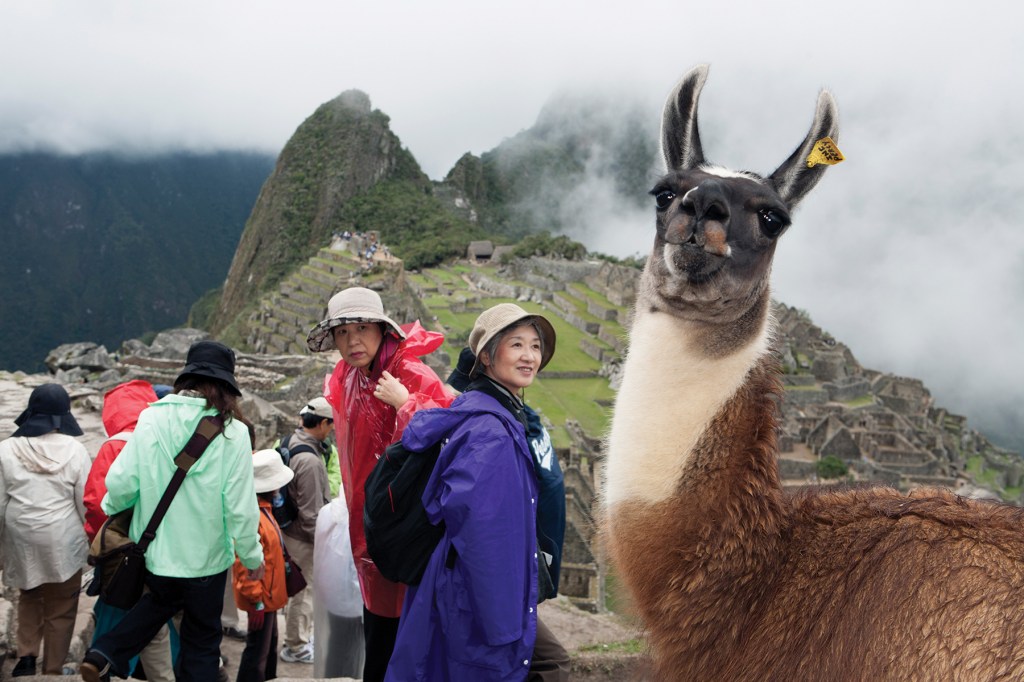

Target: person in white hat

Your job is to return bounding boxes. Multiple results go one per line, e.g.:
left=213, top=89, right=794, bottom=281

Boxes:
left=306, top=287, right=452, bottom=682
left=233, top=449, right=294, bottom=682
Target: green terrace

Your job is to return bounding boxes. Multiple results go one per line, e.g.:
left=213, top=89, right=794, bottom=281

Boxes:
left=419, top=264, right=619, bottom=449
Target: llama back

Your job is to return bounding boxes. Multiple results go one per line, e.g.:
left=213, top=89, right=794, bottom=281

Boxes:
left=735, top=487, right=1024, bottom=680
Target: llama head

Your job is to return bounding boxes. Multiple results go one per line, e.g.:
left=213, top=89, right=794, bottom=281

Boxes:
left=641, top=64, right=840, bottom=328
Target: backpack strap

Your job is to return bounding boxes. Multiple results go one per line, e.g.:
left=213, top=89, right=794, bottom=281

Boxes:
left=136, top=413, right=226, bottom=552
left=281, top=433, right=318, bottom=459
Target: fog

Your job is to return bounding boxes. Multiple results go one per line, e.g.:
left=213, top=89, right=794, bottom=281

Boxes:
left=1, top=0, right=1020, bottom=449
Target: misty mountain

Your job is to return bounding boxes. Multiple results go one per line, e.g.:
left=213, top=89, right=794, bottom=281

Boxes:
left=444, top=90, right=659, bottom=244
left=0, top=151, right=274, bottom=371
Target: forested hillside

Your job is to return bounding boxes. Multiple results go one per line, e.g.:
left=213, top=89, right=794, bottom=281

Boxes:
left=0, top=151, right=274, bottom=371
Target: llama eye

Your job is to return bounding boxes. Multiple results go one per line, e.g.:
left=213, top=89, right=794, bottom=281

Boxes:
left=654, top=190, right=676, bottom=210
left=758, top=208, right=790, bottom=238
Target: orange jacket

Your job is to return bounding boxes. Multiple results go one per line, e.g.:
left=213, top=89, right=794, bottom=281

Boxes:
left=233, top=499, right=287, bottom=612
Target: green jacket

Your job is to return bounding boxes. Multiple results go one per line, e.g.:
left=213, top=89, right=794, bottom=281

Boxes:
left=102, top=394, right=263, bottom=577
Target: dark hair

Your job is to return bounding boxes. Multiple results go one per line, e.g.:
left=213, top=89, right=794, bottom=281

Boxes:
left=173, top=376, right=246, bottom=426
left=301, top=412, right=331, bottom=429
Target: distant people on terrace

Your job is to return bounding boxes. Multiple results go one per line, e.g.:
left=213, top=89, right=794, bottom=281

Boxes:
left=306, top=286, right=451, bottom=682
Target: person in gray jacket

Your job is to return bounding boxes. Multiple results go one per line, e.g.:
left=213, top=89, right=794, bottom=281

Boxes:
left=279, top=397, right=333, bottom=664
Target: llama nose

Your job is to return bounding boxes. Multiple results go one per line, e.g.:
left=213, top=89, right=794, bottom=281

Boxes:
left=678, top=182, right=731, bottom=255
left=688, top=181, right=731, bottom=227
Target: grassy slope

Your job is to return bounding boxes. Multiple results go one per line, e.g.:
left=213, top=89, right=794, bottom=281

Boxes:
left=415, top=263, right=618, bottom=449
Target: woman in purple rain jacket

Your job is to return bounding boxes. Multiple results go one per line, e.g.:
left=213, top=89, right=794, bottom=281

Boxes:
left=385, top=304, right=557, bottom=681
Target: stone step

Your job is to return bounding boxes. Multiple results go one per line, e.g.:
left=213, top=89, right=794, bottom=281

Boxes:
left=309, top=256, right=357, bottom=279
left=300, top=265, right=343, bottom=289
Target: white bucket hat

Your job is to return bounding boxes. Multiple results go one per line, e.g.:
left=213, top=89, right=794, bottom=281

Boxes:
left=251, top=449, right=295, bottom=494
left=468, top=303, right=556, bottom=376
left=306, top=287, right=406, bottom=352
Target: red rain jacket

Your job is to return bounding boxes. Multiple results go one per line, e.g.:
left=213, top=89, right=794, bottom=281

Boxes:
left=325, top=320, right=452, bottom=617
left=83, top=379, right=158, bottom=541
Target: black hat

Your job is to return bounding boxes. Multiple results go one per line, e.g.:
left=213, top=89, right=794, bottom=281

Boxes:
left=175, top=341, right=242, bottom=396
left=12, top=383, right=84, bottom=438
left=446, top=347, right=477, bottom=394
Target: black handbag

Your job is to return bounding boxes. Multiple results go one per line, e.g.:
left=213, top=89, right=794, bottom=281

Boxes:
left=284, top=551, right=307, bottom=597
left=88, top=413, right=225, bottom=609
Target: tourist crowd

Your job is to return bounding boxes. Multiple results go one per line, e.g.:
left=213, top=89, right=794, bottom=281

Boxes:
left=0, top=286, right=569, bottom=682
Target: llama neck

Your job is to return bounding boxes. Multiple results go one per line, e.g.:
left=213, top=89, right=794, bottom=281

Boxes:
left=604, top=302, right=773, bottom=508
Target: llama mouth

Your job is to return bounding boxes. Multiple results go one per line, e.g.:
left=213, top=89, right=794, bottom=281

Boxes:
left=666, top=243, right=726, bottom=283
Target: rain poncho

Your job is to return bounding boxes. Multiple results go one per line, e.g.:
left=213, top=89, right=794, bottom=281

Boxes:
left=0, top=432, right=90, bottom=590
left=84, top=380, right=157, bottom=541
left=325, top=320, right=452, bottom=617
left=385, top=387, right=539, bottom=681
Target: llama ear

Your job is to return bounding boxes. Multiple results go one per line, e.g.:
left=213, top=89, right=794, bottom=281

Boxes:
left=768, top=90, right=840, bottom=208
left=661, top=64, right=709, bottom=171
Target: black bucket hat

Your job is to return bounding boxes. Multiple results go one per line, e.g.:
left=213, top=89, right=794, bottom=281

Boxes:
left=175, top=341, right=242, bottom=396
left=12, top=383, right=84, bottom=438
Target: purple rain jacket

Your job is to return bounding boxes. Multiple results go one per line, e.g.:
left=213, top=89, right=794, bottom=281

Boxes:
left=385, top=388, right=540, bottom=681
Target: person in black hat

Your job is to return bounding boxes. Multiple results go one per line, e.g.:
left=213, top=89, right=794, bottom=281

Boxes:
left=0, top=383, right=91, bottom=677
left=82, top=341, right=264, bottom=682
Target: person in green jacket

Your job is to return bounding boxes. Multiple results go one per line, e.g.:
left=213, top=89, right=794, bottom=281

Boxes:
left=81, top=341, right=265, bottom=682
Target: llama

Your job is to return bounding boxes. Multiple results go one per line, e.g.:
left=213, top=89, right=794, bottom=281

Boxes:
left=603, top=64, right=1024, bottom=680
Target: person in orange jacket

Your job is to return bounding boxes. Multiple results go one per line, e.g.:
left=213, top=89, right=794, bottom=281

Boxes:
left=232, top=449, right=293, bottom=682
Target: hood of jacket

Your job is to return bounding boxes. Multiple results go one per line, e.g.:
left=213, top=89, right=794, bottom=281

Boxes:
left=7, top=432, right=84, bottom=474
left=397, top=320, right=444, bottom=358
left=402, top=388, right=525, bottom=454
left=102, top=380, right=158, bottom=437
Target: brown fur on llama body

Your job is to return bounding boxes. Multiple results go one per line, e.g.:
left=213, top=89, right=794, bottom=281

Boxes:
left=603, top=65, right=1024, bottom=680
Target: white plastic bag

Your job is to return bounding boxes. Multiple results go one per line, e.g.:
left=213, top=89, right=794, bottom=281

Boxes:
left=313, top=494, right=362, bottom=617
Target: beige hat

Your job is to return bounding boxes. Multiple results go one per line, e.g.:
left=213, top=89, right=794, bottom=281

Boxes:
left=252, top=449, right=294, bottom=494
left=468, top=303, right=556, bottom=376
left=306, top=287, right=406, bottom=352
left=299, top=396, right=333, bottom=419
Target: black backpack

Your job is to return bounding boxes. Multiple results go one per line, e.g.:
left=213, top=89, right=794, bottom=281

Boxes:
left=363, top=437, right=445, bottom=585
left=272, top=434, right=315, bottom=529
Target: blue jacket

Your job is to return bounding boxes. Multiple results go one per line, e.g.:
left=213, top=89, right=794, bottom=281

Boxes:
left=386, top=389, right=539, bottom=681
left=524, top=406, right=565, bottom=594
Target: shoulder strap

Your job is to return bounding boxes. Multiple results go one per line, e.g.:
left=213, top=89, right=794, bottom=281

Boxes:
left=282, top=433, right=317, bottom=458
left=136, top=413, right=226, bottom=552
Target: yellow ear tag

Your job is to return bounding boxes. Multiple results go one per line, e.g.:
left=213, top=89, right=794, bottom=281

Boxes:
left=806, top=137, right=845, bottom=167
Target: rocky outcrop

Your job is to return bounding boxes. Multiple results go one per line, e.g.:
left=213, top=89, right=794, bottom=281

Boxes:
left=211, top=90, right=427, bottom=337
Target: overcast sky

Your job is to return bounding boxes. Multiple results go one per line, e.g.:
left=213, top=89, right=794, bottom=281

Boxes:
left=1, top=1, right=1021, bottom=448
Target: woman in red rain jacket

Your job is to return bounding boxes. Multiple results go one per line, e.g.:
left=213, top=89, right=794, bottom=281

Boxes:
left=83, top=380, right=158, bottom=541
left=306, top=287, right=451, bottom=682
